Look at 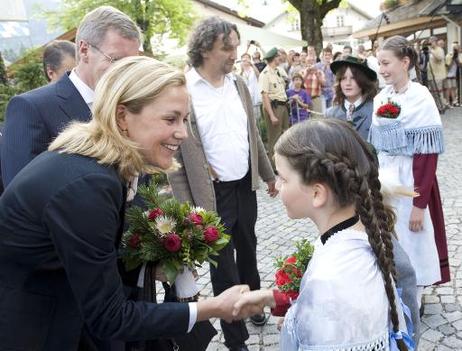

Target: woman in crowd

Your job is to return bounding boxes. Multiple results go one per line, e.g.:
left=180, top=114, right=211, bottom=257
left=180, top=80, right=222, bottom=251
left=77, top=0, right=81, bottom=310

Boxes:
left=445, top=42, right=462, bottom=106
left=370, top=36, right=450, bottom=306
left=0, top=56, right=247, bottom=351
left=326, top=56, right=377, bottom=140
left=238, top=52, right=262, bottom=119
left=233, top=119, right=414, bottom=350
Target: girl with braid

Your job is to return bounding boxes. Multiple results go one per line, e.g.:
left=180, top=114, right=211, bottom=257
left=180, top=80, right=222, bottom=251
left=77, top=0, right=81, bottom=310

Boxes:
left=233, top=119, right=414, bottom=350
left=371, top=36, right=449, bottom=306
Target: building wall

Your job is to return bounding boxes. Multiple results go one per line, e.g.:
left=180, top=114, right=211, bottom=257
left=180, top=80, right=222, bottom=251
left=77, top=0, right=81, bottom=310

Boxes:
left=192, top=2, right=254, bottom=25
left=447, top=22, right=461, bottom=50
left=263, top=6, right=371, bottom=48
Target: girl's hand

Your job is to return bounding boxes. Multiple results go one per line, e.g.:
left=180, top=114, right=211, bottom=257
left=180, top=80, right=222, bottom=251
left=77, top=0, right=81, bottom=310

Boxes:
left=409, top=206, right=425, bottom=232
left=232, top=289, right=275, bottom=319
left=277, top=317, right=285, bottom=331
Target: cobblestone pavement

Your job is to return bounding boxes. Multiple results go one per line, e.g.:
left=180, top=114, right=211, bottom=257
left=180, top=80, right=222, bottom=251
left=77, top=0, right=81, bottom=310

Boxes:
left=190, top=107, right=462, bottom=350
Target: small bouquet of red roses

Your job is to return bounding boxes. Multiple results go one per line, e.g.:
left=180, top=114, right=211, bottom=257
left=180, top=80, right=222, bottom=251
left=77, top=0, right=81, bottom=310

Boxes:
left=121, top=178, right=230, bottom=285
left=376, top=99, right=401, bottom=119
left=274, top=239, right=314, bottom=300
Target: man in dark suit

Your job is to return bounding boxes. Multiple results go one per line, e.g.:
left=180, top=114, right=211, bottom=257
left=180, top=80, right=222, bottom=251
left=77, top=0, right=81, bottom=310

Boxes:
left=1, top=6, right=141, bottom=188
left=0, top=122, right=3, bottom=194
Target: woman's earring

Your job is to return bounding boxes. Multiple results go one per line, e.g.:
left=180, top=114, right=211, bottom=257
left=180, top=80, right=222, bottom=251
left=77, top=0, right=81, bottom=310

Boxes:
left=121, top=128, right=128, bottom=136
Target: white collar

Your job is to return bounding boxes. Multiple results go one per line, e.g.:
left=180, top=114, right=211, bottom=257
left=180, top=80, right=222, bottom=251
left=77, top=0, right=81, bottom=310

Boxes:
left=69, top=69, right=95, bottom=105
left=344, top=97, right=362, bottom=111
left=186, top=67, right=236, bottom=88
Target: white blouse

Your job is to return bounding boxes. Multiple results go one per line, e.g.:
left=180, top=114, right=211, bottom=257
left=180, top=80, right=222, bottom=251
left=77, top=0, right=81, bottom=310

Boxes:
left=280, top=229, right=389, bottom=350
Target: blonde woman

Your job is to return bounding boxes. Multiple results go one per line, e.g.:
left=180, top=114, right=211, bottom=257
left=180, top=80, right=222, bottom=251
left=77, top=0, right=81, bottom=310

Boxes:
left=0, top=56, right=248, bottom=350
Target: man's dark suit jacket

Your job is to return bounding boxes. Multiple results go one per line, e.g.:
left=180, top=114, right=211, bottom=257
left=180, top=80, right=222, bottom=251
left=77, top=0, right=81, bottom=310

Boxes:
left=0, top=151, right=190, bottom=351
left=1, top=73, right=91, bottom=187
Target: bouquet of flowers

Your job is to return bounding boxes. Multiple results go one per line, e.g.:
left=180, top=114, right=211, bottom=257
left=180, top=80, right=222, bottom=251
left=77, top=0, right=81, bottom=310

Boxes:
left=274, top=239, right=314, bottom=300
left=121, top=178, right=230, bottom=288
left=376, top=99, right=401, bottom=119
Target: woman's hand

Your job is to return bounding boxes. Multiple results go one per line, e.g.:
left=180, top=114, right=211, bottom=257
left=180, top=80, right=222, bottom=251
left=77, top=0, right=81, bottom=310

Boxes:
left=409, top=206, right=425, bottom=232
left=154, top=264, right=168, bottom=282
left=197, top=285, right=250, bottom=323
left=232, top=289, right=275, bottom=320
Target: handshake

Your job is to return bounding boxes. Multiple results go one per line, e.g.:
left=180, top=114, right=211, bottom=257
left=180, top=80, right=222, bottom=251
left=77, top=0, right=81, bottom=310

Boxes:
left=197, top=285, right=276, bottom=323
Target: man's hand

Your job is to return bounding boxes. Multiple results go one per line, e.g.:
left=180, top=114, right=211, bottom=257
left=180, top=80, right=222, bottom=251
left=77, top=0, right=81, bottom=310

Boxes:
left=266, top=179, right=278, bottom=198
left=270, top=115, right=279, bottom=126
left=409, top=206, right=425, bottom=232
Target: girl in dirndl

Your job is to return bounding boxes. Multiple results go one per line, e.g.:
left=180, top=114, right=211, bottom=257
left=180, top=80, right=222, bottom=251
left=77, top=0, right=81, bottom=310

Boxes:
left=370, top=36, right=450, bottom=306
left=234, top=119, right=415, bottom=350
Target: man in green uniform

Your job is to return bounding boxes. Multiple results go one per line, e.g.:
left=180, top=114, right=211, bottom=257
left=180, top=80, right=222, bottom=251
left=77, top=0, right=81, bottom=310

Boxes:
left=258, top=47, right=289, bottom=168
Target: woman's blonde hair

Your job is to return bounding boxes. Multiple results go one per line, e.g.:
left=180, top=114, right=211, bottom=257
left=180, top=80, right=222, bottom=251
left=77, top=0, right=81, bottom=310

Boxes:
left=49, top=56, right=186, bottom=181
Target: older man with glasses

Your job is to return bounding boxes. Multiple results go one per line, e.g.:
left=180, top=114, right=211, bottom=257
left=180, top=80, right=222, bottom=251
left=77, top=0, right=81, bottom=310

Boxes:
left=1, top=6, right=140, bottom=187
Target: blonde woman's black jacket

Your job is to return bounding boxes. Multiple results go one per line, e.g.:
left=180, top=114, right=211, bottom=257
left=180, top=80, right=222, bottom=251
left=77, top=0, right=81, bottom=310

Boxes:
left=0, top=151, right=190, bottom=350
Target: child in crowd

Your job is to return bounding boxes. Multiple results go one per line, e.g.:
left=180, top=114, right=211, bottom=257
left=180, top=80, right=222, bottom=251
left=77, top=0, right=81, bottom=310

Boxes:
left=326, top=56, right=377, bottom=140
left=286, top=73, right=311, bottom=125
left=370, top=36, right=450, bottom=305
left=234, top=119, right=414, bottom=350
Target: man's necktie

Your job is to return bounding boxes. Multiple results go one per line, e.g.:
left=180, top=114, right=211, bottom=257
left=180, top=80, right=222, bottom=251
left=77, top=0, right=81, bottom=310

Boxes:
left=346, top=103, right=355, bottom=122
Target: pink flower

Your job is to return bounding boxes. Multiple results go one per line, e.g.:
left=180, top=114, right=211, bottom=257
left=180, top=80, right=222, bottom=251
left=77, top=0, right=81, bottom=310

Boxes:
left=188, top=213, right=203, bottom=226
left=128, top=233, right=141, bottom=249
left=148, top=208, right=164, bottom=221
left=163, top=233, right=182, bottom=252
left=285, top=256, right=297, bottom=264
left=203, top=226, right=219, bottom=244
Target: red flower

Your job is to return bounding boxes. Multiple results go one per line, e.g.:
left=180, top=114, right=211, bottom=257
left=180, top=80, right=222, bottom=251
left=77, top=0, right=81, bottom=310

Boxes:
left=128, top=233, right=141, bottom=249
left=188, top=213, right=203, bottom=226
left=285, top=256, right=297, bottom=264
left=148, top=208, right=164, bottom=221
left=275, top=269, right=291, bottom=286
left=203, top=226, right=219, bottom=244
left=376, top=101, right=401, bottom=118
left=163, top=233, right=182, bottom=252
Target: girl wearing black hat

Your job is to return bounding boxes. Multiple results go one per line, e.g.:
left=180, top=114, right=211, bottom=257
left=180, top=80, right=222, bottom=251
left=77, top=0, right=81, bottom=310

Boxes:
left=326, top=56, right=378, bottom=140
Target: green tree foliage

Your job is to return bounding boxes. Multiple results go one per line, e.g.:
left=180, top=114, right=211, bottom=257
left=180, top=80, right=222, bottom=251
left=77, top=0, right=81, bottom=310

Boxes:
left=0, top=50, right=47, bottom=122
left=286, top=0, right=342, bottom=53
left=43, top=0, right=197, bottom=56
left=0, top=52, right=7, bottom=85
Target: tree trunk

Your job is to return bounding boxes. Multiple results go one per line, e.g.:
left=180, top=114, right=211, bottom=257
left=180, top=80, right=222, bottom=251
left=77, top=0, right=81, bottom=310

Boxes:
left=132, top=0, right=154, bottom=56
left=289, top=0, right=342, bottom=55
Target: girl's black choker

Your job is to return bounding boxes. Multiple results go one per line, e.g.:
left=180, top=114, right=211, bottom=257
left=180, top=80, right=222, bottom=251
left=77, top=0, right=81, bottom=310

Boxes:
left=320, top=215, right=360, bottom=245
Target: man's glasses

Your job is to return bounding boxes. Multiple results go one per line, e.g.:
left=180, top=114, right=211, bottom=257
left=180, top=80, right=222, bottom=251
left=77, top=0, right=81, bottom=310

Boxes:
left=88, top=43, right=119, bottom=64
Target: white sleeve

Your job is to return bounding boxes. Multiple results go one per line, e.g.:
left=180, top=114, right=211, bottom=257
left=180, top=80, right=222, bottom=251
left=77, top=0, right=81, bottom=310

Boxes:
left=187, top=302, right=198, bottom=332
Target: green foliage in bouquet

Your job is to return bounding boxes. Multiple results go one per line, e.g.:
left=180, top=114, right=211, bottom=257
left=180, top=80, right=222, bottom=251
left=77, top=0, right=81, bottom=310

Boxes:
left=121, top=177, right=230, bottom=283
left=274, top=239, right=314, bottom=300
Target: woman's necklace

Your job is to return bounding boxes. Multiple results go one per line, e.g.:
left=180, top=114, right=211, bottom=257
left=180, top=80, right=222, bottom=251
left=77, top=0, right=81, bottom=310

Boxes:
left=320, top=215, right=359, bottom=245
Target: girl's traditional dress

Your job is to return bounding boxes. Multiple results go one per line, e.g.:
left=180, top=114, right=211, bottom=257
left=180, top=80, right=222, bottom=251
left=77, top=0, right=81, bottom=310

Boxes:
left=278, top=229, right=391, bottom=350
left=369, top=82, right=449, bottom=285
left=326, top=99, right=374, bottom=141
